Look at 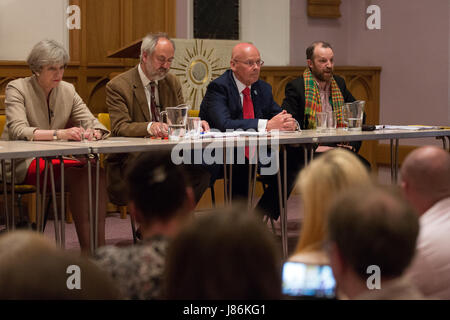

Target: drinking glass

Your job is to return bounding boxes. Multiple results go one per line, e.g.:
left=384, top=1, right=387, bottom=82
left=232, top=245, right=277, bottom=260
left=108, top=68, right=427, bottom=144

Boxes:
left=315, top=112, right=328, bottom=133
left=79, top=119, right=95, bottom=141
left=343, top=101, right=365, bottom=131
left=328, top=111, right=337, bottom=131
left=187, top=117, right=202, bottom=139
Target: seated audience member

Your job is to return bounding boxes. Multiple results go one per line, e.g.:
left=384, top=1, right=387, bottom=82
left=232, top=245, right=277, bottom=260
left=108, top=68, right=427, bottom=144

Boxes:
left=199, top=42, right=303, bottom=221
left=3, top=39, right=110, bottom=250
left=290, top=148, right=372, bottom=265
left=327, top=186, right=424, bottom=300
left=401, top=146, right=450, bottom=299
left=164, top=205, right=281, bottom=299
left=0, top=231, right=120, bottom=299
left=94, top=152, right=195, bottom=300
left=281, top=41, right=368, bottom=166
left=105, top=33, right=210, bottom=207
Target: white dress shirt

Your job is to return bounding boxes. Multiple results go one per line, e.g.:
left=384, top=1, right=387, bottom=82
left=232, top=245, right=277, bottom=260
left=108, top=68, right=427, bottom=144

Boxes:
left=138, top=64, right=160, bottom=133
left=232, top=73, right=267, bottom=132
left=405, top=196, right=450, bottom=299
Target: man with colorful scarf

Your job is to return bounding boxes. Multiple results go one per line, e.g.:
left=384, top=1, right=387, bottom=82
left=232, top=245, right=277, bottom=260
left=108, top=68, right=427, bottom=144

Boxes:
left=282, top=41, right=363, bottom=155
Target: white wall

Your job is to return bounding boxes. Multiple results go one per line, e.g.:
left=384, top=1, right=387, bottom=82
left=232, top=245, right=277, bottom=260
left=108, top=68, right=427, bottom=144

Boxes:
left=0, top=0, right=69, bottom=60
left=240, top=0, right=290, bottom=66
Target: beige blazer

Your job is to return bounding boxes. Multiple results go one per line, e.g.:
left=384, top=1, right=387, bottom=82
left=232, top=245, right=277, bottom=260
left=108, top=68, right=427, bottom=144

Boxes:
left=2, top=75, right=109, bottom=183
left=105, top=66, right=184, bottom=205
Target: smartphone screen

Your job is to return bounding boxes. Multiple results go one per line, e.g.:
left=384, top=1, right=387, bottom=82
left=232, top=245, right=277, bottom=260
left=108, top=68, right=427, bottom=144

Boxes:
left=282, top=261, right=337, bottom=299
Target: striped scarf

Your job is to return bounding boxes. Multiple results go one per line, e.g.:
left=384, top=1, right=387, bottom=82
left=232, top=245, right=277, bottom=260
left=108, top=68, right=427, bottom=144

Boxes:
left=303, top=68, right=345, bottom=129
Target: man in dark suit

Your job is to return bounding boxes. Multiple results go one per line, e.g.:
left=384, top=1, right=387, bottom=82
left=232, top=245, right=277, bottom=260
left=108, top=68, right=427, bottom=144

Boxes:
left=200, top=43, right=303, bottom=220
left=282, top=41, right=363, bottom=155
left=106, top=33, right=210, bottom=206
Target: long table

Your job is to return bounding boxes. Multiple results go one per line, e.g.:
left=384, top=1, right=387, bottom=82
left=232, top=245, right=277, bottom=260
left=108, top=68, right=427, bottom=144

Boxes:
left=3, top=128, right=450, bottom=257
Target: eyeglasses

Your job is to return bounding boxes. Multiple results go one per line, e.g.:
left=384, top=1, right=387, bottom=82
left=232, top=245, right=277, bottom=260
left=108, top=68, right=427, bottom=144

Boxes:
left=233, top=59, right=264, bottom=67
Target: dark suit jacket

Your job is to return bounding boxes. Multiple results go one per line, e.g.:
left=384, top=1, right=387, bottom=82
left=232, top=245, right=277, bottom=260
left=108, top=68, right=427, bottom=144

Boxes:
left=282, top=74, right=362, bottom=152
left=105, top=66, right=184, bottom=205
left=199, top=70, right=281, bottom=131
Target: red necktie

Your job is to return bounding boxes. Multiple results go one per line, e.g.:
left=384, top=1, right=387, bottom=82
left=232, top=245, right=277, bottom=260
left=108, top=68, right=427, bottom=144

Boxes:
left=149, top=82, right=159, bottom=122
left=242, top=87, right=254, bottom=119
left=242, top=87, right=255, bottom=159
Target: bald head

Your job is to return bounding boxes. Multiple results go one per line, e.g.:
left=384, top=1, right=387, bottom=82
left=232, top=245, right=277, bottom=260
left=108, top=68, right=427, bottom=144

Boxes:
left=230, top=43, right=262, bottom=86
left=231, top=43, right=259, bottom=60
left=401, top=146, right=450, bottom=210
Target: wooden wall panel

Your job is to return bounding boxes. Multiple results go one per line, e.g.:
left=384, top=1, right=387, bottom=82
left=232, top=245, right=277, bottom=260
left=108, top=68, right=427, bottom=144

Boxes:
left=130, top=0, right=176, bottom=41
left=86, top=0, right=122, bottom=66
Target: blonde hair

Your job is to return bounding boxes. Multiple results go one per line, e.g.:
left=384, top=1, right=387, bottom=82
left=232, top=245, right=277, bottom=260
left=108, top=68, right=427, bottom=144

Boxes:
left=294, top=149, right=373, bottom=254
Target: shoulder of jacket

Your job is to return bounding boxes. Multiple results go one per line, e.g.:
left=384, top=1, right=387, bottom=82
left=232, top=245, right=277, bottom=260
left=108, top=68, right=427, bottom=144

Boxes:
left=6, top=77, right=29, bottom=90
left=107, top=68, right=136, bottom=88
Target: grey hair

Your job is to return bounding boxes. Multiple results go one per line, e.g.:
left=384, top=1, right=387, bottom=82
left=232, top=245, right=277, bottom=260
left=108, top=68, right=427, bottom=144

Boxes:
left=140, top=33, right=175, bottom=62
left=26, top=39, right=69, bottom=74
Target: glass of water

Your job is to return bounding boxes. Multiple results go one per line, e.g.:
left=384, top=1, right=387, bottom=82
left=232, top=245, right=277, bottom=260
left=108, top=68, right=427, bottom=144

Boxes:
left=79, top=119, right=95, bottom=141
left=315, top=112, right=328, bottom=133
left=187, top=117, right=202, bottom=139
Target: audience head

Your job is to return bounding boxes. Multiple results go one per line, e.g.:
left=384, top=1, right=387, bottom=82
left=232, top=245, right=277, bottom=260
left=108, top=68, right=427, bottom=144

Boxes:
left=306, top=41, right=334, bottom=83
left=164, top=204, right=281, bottom=299
left=327, top=186, right=419, bottom=299
left=0, top=231, right=120, bottom=299
left=27, top=39, right=69, bottom=92
left=140, top=33, right=175, bottom=81
left=230, top=42, right=263, bottom=87
left=126, top=151, right=194, bottom=234
left=400, top=146, right=450, bottom=215
left=295, top=148, right=372, bottom=254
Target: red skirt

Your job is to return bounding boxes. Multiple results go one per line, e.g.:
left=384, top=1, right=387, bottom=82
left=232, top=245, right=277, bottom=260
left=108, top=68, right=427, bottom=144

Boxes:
left=24, top=158, right=84, bottom=190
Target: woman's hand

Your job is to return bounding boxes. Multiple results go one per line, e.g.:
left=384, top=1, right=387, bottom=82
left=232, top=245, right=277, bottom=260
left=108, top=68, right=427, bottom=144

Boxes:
left=58, top=127, right=83, bottom=141
left=93, top=129, right=103, bottom=140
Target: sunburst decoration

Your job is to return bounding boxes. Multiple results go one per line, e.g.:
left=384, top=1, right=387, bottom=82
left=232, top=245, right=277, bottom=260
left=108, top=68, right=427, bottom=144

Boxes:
left=171, top=39, right=229, bottom=110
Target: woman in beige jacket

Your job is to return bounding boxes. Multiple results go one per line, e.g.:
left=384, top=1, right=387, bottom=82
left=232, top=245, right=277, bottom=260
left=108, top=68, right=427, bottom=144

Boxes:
left=3, top=39, right=110, bottom=251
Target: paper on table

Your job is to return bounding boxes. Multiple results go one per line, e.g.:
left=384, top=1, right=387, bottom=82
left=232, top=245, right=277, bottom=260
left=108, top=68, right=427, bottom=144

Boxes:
left=200, top=131, right=239, bottom=138
left=235, top=131, right=268, bottom=136
left=200, top=130, right=269, bottom=138
left=375, top=125, right=440, bottom=131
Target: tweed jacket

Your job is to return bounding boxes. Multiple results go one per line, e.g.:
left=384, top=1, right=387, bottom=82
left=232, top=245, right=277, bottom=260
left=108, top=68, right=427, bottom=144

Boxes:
left=2, top=75, right=109, bottom=183
left=106, top=66, right=184, bottom=137
left=105, top=66, right=184, bottom=205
